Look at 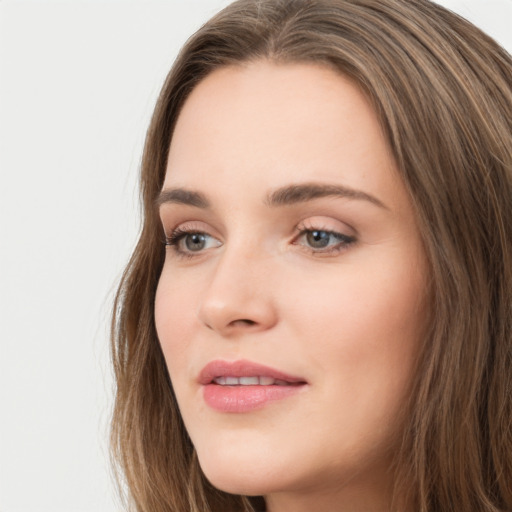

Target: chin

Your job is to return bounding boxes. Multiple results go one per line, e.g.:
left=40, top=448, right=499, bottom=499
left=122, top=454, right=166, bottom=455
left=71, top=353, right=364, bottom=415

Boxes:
left=201, top=466, right=273, bottom=496
left=196, top=448, right=291, bottom=496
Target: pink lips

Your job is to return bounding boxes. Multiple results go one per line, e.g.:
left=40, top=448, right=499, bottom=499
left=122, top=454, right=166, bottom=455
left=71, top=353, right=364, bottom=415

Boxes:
left=199, top=359, right=307, bottom=413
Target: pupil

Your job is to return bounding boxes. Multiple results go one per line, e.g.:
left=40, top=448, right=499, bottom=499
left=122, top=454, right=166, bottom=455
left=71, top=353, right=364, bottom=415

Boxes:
left=307, top=230, right=330, bottom=248
left=186, top=233, right=206, bottom=251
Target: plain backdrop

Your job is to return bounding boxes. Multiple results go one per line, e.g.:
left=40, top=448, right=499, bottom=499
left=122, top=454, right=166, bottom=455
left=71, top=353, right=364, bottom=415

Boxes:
left=0, top=1, right=511, bottom=511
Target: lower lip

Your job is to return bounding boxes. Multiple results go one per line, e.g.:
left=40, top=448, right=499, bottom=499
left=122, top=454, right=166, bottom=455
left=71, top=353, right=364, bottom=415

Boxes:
left=203, top=383, right=305, bottom=412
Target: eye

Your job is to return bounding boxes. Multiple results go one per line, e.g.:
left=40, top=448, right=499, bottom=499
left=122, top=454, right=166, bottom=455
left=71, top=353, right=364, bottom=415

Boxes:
left=294, top=228, right=356, bottom=254
left=165, top=228, right=222, bottom=256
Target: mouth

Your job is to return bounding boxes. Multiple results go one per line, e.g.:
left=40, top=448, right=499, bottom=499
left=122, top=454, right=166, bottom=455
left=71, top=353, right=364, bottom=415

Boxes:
left=212, top=376, right=298, bottom=386
left=199, top=359, right=308, bottom=412
left=199, top=359, right=307, bottom=386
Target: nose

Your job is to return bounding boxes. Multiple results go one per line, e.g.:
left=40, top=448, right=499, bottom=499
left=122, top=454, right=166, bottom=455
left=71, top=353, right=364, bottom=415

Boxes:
left=197, top=247, right=278, bottom=337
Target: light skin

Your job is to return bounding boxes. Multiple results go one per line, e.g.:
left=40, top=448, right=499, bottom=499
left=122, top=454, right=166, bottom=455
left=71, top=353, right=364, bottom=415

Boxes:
left=155, top=61, right=428, bottom=512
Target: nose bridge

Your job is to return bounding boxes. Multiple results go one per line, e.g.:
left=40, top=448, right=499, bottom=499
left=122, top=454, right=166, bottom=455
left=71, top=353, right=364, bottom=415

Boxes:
left=197, top=236, right=277, bottom=334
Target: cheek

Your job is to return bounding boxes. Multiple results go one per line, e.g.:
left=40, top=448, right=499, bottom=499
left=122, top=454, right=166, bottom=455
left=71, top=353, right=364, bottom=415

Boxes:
left=154, top=269, right=198, bottom=373
left=288, top=260, right=424, bottom=338
left=285, top=256, right=426, bottom=409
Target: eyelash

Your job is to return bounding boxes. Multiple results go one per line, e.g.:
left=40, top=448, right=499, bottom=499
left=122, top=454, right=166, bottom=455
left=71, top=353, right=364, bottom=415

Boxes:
left=164, top=227, right=214, bottom=260
left=293, top=226, right=356, bottom=255
left=164, top=225, right=356, bottom=258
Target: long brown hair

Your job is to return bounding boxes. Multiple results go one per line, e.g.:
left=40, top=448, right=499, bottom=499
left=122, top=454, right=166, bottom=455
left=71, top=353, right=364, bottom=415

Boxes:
left=110, top=1, right=512, bottom=510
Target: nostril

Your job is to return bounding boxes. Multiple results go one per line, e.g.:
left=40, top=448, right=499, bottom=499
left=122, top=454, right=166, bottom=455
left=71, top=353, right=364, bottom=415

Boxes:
left=231, top=319, right=257, bottom=327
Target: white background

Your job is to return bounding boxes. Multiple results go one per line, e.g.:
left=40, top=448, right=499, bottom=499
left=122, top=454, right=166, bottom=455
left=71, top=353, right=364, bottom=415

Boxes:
left=0, top=1, right=511, bottom=511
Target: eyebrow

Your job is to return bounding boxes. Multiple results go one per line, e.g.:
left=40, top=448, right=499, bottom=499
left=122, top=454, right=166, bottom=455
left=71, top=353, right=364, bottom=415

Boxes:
left=156, top=182, right=387, bottom=210
left=265, top=182, right=387, bottom=209
left=155, top=188, right=210, bottom=209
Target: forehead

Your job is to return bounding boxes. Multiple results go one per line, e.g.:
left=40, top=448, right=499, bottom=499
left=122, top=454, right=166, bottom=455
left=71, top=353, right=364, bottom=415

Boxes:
left=164, top=61, right=404, bottom=212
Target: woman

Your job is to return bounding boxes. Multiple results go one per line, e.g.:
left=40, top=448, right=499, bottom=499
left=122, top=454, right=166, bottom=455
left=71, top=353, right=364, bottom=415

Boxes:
left=111, top=0, right=512, bottom=511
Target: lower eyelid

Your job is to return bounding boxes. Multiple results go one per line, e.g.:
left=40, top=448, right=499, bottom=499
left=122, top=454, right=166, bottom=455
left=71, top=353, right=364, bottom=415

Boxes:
left=296, top=218, right=355, bottom=234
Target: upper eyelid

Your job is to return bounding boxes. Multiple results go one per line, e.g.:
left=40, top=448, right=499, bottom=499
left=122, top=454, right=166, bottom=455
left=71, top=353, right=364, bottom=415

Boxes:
left=162, top=219, right=216, bottom=235
left=163, top=219, right=355, bottom=237
left=162, top=211, right=357, bottom=235
left=295, top=218, right=357, bottom=237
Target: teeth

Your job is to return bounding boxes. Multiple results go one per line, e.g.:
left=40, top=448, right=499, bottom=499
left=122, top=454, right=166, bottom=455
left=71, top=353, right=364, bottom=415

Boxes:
left=212, top=376, right=290, bottom=386
left=239, top=376, right=259, bottom=385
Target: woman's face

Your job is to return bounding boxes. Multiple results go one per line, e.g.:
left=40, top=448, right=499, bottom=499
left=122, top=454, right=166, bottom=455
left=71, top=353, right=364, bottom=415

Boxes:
left=155, top=61, right=427, bottom=511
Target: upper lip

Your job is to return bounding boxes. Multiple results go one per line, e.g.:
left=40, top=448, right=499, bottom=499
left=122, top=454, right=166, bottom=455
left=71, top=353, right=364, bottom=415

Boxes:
left=198, top=359, right=307, bottom=385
